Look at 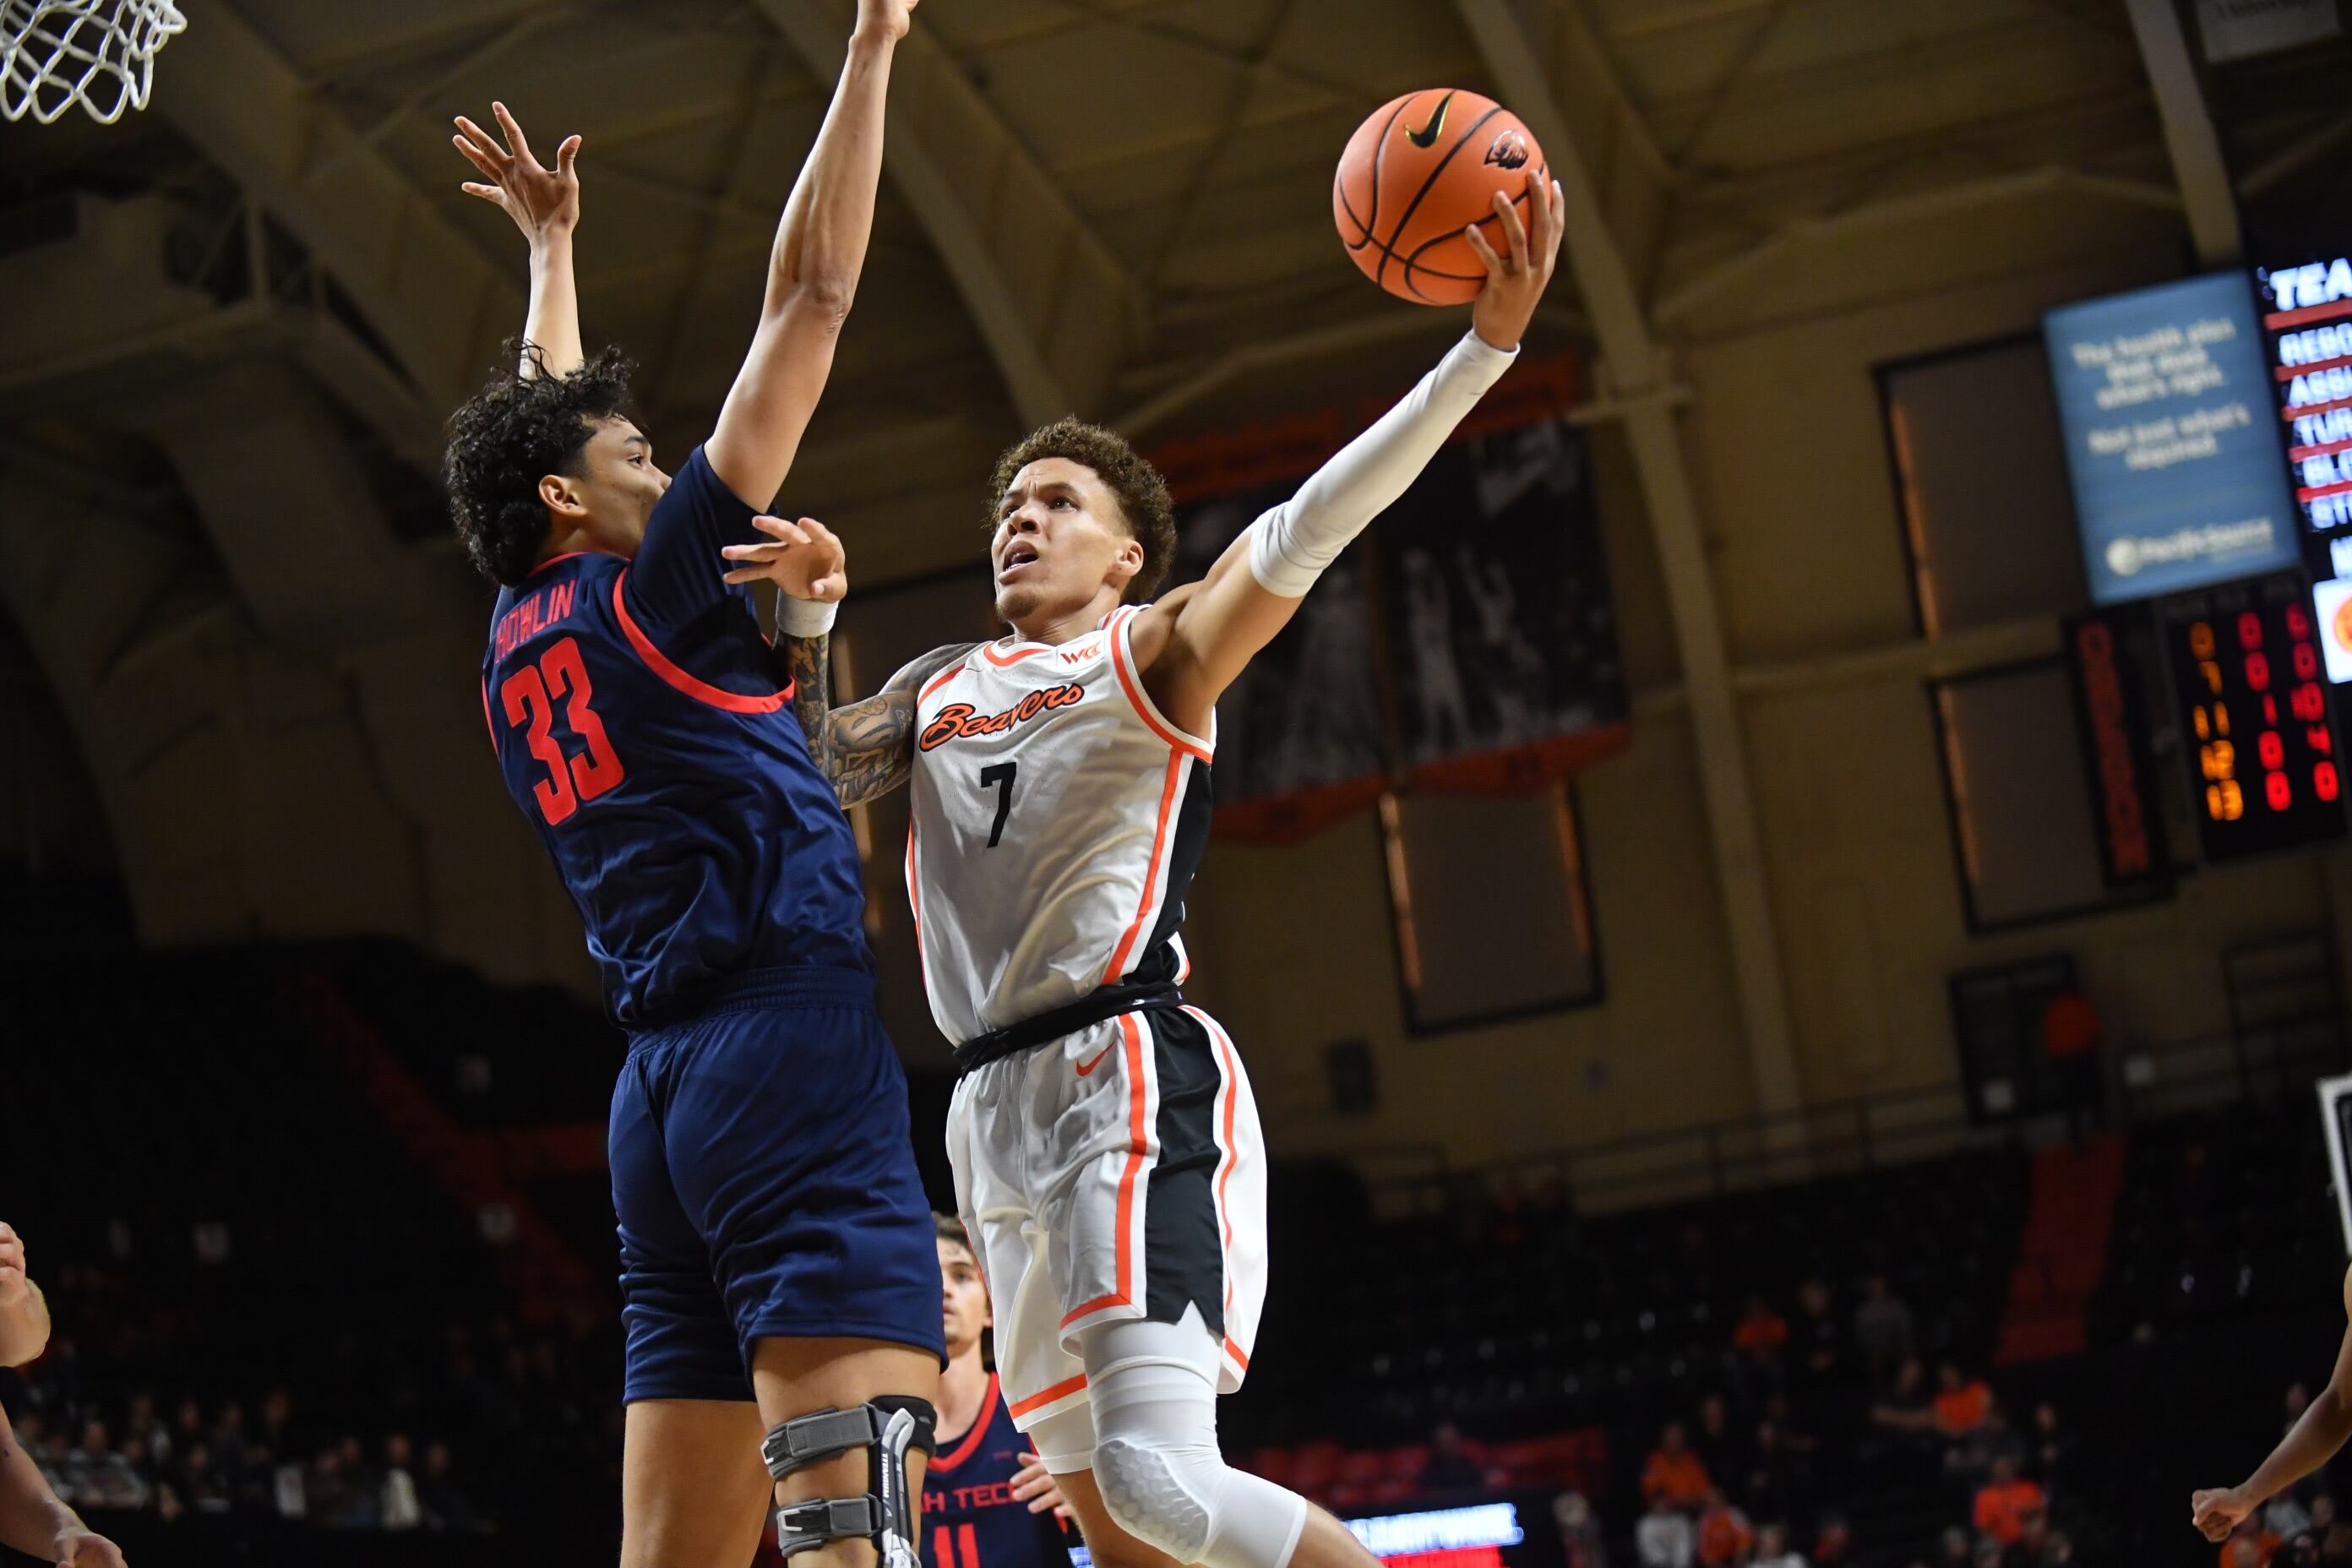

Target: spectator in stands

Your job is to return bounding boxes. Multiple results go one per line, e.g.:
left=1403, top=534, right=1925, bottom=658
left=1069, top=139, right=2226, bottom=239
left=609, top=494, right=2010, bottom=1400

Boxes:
left=1934, top=1364, right=1995, bottom=1439
left=1639, top=1493, right=1697, bottom=1568
left=1745, top=1418, right=1810, bottom=1526
left=419, top=1440, right=481, bottom=1531
left=1553, top=1490, right=1606, bottom=1568
left=1752, top=1522, right=1806, bottom=1568
left=2227, top=1522, right=2283, bottom=1568
left=1794, top=1280, right=1843, bottom=1387
left=1865, top=1358, right=1938, bottom=1481
left=1811, top=1513, right=1851, bottom=1567
left=2025, top=1402, right=2073, bottom=1489
left=66, top=1420, right=147, bottom=1512
left=381, top=1432, right=422, bottom=1530
left=1736, top=1296, right=1789, bottom=1360
left=1425, top=1421, right=1488, bottom=1494
left=123, top=1390, right=168, bottom=1467
left=1935, top=1526, right=1970, bottom=1568
left=1696, top=1397, right=1745, bottom=1489
left=1970, top=1533, right=2004, bottom=1568
left=1973, top=1456, right=2046, bottom=1549
left=2268, top=1489, right=2317, bottom=1542
left=0, top=1222, right=51, bottom=1369
left=178, top=1439, right=228, bottom=1513
left=1696, top=1490, right=1755, bottom=1568
left=2308, top=1495, right=2352, bottom=1562
left=1646, top=1423, right=1713, bottom=1511
left=2039, top=986, right=2105, bottom=1142
left=2291, top=1533, right=2324, bottom=1568
left=1854, top=1277, right=1916, bottom=1383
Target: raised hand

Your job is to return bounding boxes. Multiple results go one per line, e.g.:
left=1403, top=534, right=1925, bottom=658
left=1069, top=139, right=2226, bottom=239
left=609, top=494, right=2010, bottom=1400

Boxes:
left=1464, top=172, right=1565, bottom=353
left=453, top=101, right=580, bottom=250
left=2192, top=1487, right=2255, bottom=1544
left=722, top=515, right=849, bottom=606
left=54, top=1522, right=128, bottom=1568
left=854, top=0, right=919, bottom=45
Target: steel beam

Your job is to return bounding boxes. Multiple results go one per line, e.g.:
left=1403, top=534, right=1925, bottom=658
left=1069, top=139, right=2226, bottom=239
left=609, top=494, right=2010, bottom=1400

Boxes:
left=754, top=0, right=1136, bottom=427
left=1457, top=0, right=1806, bottom=1124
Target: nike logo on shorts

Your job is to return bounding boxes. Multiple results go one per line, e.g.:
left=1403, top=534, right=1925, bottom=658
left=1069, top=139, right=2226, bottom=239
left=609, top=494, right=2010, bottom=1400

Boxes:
left=1075, top=1043, right=1115, bottom=1076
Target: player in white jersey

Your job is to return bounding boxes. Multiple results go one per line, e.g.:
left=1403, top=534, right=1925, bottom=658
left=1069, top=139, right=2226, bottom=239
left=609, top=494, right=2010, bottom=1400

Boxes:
left=725, top=175, right=1565, bottom=1568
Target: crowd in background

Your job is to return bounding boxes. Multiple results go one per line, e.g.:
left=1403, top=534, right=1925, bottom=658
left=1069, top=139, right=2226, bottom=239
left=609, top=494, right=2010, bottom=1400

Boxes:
left=0, top=1258, right=625, bottom=1536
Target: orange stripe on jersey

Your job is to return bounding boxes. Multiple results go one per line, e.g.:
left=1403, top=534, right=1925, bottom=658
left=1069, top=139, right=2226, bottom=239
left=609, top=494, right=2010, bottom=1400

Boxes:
left=929, top=1373, right=999, bottom=1473
left=920, top=657, right=969, bottom=704
left=612, top=574, right=790, bottom=713
left=1224, top=1340, right=1250, bottom=1370
left=1100, top=750, right=1184, bottom=986
left=1108, top=607, right=1211, bottom=762
left=1060, top=1014, right=1151, bottom=1329
left=1007, top=1373, right=1090, bottom=1418
left=981, top=640, right=1052, bottom=668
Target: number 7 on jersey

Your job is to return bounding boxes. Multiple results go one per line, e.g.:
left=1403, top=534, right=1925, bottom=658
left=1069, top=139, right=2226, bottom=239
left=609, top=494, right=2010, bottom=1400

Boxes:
left=978, top=763, right=1017, bottom=848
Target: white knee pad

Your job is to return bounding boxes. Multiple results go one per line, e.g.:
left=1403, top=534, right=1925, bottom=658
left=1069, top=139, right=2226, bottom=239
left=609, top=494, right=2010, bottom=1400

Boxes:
left=1081, top=1312, right=1308, bottom=1568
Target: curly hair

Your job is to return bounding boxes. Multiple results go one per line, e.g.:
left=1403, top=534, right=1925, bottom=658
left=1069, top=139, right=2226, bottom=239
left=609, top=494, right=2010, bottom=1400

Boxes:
left=987, top=417, right=1178, bottom=604
left=443, top=342, right=639, bottom=586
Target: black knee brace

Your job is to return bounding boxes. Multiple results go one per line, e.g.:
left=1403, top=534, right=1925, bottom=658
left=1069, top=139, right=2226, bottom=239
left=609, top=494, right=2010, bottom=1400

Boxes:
left=764, top=1396, right=938, bottom=1565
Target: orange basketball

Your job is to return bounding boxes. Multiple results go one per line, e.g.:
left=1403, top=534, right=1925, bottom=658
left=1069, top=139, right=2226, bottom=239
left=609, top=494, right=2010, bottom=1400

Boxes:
left=1333, top=88, right=1547, bottom=307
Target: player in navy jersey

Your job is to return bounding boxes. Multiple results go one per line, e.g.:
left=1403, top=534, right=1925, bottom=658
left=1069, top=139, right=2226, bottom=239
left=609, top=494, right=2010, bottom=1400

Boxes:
left=440, top=4, right=945, bottom=1566
left=926, top=1215, right=1072, bottom=1568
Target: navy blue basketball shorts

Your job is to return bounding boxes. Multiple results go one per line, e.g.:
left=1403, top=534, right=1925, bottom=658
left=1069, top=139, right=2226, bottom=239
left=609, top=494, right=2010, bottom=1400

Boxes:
left=608, top=966, right=945, bottom=1403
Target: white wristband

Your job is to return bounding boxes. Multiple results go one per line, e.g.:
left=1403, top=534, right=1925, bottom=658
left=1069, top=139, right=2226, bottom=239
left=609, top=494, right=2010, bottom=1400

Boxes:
left=777, top=596, right=839, bottom=639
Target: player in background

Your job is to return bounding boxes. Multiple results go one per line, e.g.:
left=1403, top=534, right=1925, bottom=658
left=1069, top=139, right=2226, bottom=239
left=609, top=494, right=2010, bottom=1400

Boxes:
left=726, top=172, right=1566, bottom=1568
left=2194, top=1265, right=2352, bottom=1540
left=926, top=1216, right=1072, bottom=1568
left=0, top=1222, right=128, bottom=1566
left=442, top=6, right=948, bottom=1566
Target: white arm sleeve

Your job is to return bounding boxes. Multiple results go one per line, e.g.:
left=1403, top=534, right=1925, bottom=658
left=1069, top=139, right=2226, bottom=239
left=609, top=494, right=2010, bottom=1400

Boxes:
left=1244, top=329, right=1518, bottom=597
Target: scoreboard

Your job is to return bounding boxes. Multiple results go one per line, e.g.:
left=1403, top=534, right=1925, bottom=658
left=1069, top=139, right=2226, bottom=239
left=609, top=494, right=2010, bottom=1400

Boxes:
left=2155, top=572, right=2349, bottom=861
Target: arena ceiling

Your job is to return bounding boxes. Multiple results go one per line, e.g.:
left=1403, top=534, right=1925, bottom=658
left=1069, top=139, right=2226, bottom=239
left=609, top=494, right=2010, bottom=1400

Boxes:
left=0, top=0, right=2344, bottom=970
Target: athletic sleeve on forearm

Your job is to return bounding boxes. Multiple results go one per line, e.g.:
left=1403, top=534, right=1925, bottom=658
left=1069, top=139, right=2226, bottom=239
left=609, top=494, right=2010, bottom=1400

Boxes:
left=1245, top=329, right=1517, bottom=597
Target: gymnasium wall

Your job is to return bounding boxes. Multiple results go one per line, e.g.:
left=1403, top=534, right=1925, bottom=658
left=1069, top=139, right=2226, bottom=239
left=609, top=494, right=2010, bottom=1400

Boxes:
left=1148, top=189, right=2352, bottom=1174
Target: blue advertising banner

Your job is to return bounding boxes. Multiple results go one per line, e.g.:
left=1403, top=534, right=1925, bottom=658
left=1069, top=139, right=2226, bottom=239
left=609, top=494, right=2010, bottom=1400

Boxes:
left=2045, top=272, right=2300, bottom=604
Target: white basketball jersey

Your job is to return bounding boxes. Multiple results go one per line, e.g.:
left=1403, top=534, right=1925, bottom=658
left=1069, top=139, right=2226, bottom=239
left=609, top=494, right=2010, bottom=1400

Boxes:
left=906, top=605, right=1214, bottom=1045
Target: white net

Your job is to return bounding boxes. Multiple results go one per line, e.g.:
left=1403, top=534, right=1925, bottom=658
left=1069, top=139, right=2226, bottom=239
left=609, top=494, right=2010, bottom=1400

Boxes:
left=1, top=0, right=184, bottom=126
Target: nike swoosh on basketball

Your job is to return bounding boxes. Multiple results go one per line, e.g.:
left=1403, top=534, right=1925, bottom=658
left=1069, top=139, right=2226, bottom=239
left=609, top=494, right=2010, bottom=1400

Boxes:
left=1407, top=91, right=1456, bottom=149
left=1075, top=1043, right=1115, bottom=1076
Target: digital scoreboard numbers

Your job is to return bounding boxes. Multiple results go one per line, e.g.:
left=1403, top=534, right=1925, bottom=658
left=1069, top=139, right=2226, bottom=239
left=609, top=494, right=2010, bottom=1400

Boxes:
left=2159, top=573, right=2349, bottom=862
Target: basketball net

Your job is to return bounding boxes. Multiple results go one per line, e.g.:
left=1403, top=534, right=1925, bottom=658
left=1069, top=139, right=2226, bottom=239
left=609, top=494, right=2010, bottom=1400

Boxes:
left=1, top=0, right=184, bottom=125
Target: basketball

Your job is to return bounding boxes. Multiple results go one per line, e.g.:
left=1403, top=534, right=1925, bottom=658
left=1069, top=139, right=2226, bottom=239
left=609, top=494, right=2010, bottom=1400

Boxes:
left=1333, top=88, right=1548, bottom=307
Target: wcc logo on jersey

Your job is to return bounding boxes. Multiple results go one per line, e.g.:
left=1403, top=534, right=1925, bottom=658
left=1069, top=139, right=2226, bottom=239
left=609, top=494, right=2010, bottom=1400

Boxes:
left=920, top=685, right=1084, bottom=751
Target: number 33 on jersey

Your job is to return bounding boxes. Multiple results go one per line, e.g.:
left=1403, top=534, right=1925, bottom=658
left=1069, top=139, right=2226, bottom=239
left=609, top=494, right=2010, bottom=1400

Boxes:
left=906, top=606, right=1216, bottom=1047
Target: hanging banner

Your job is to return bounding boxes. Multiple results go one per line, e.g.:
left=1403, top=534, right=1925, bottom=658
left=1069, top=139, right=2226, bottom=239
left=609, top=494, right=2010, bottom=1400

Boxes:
left=2194, top=0, right=2341, bottom=62
left=1153, top=353, right=1631, bottom=843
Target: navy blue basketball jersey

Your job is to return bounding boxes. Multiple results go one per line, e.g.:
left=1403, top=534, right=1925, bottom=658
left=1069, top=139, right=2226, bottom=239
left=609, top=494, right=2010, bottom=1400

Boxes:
left=479, top=445, right=868, bottom=1026
left=922, top=1375, right=1071, bottom=1568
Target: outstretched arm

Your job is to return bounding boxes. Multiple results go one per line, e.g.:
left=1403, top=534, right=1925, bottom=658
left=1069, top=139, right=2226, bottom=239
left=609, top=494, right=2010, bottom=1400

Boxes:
left=452, top=103, right=583, bottom=378
left=781, top=637, right=977, bottom=807
left=1132, top=176, right=1566, bottom=735
left=719, top=513, right=976, bottom=806
left=0, top=1404, right=123, bottom=1568
left=2192, top=1266, right=2352, bottom=1539
left=0, top=1225, right=46, bottom=1369
left=705, top=0, right=915, bottom=509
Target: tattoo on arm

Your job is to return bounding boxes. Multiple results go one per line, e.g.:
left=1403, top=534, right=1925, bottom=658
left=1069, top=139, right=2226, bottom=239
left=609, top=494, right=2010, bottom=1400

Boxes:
left=781, top=631, right=834, bottom=771
left=781, top=636, right=977, bottom=808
